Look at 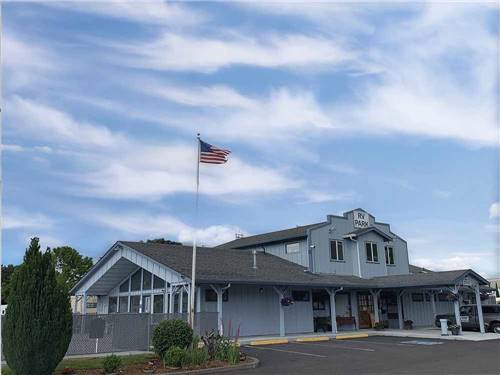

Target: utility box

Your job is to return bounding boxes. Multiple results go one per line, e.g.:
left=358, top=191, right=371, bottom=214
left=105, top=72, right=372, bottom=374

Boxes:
left=440, top=319, right=449, bottom=336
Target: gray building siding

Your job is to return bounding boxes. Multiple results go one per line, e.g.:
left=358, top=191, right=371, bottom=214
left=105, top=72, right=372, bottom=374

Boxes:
left=402, top=291, right=454, bottom=327
left=256, top=240, right=310, bottom=268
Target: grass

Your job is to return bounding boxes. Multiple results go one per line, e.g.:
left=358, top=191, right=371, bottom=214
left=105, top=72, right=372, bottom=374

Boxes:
left=1, top=353, right=156, bottom=374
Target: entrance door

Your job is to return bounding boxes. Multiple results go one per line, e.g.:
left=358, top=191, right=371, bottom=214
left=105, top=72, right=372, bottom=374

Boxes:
left=357, top=293, right=374, bottom=328
left=312, top=290, right=331, bottom=332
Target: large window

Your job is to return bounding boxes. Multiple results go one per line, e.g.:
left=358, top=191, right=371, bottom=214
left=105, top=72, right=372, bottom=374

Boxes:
left=153, top=295, right=164, bottom=313
left=143, top=270, right=152, bottom=290
left=385, top=246, right=395, bottom=265
left=330, top=240, right=344, bottom=261
left=153, top=275, right=165, bottom=289
left=142, top=295, right=151, bottom=313
left=119, top=296, right=129, bottom=313
left=130, top=295, right=140, bottom=313
left=182, top=292, right=188, bottom=313
left=285, top=242, right=300, bottom=254
left=119, top=279, right=129, bottom=293
left=130, top=269, right=142, bottom=291
left=365, top=242, right=378, bottom=263
left=108, top=297, right=118, bottom=313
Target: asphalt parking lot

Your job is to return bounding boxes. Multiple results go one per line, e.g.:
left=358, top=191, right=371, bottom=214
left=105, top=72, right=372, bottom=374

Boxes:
left=236, top=336, right=500, bottom=375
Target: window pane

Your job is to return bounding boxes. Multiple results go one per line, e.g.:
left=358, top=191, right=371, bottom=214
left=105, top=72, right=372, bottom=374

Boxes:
left=119, top=279, right=129, bottom=293
left=366, top=243, right=372, bottom=262
left=372, top=244, right=378, bottom=262
left=130, top=295, right=140, bottom=313
left=130, top=269, right=142, bottom=291
left=173, top=294, right=179, bottom=312
left=389, top=248, right=394, bottom=264
left=119, top=296, right=128, bottom=313
left=205, top=289, right=217, bottom=302
left=330, top=241, right=336, bottom=260
left=182, top=292, right=188, bottom=313
left=338, top=242, right=344, bottom=260
left=292, top=290, right=310, bottom=301
left=286, top=242, right=300, bottom=254
left=142, top=295, right=151, bottom=313
left=153, top=275, right=165, bottom=289
left=109, top=297, right=118, bottom=313
left=143, top=270, right=152, bottom=290
left=153, top=295, right=164, bottom=313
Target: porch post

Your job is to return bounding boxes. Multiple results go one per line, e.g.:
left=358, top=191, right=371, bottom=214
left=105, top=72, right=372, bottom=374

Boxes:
left=187, top=286, right=191, bottom=316
left=196, top=286, right=201, bottom=313
left=169, top=288, right=175, bottom=314
left=397, top=290, right=404, bottom=330
left=273, top=286, right=285, bottom=337
left=179, top=289, right=183, bottom=313
left=326, top=288, right=341, bottom=334
left=350, top=291, right=359, bottom=330
left=210, top=285, right=224, bottom=335
left=453, top=287, right=462, bottom=334
left=370, top=289, right=381, bottom=324
left=474, top=284, right=485, bottom=333
left=82, top=292, right=87, bottom=315
left=430, top=292, right=437, bottom=322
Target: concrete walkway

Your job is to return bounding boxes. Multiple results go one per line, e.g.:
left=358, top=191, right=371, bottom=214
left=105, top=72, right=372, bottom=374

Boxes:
left=367, top=327, right=500, bottom=341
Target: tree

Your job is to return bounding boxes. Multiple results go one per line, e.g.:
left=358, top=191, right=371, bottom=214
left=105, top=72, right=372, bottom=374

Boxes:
left=145, top=238, right=182, bottom=245
left=1, top=264, right=19, bottom=304
left=51, top=246, right=93, bottom=291
left=2, top=238, right=73, bottom=375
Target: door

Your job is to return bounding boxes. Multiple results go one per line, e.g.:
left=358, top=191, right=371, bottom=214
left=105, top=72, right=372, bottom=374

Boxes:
left=357, top=293, right=374, bottom=328
left=312, top=290, right=331, bottom=332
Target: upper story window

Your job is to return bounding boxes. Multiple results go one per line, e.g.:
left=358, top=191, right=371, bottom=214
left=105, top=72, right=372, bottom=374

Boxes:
left=330, top=240, right=344, bottom=261
left=365, top=242, right=378, bottom=263
left=385, top=246, right=395, bottom=265
left=285, top=242, right=300, bottom=254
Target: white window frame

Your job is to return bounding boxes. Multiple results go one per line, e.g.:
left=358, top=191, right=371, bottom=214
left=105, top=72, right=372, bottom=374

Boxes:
left=285, top=242, right=300, bottom=254
left=365, top=242, right=379, bottom=263
left=330, top=240, right=344, bottom=261
left=385, top=246, right=395, bottom=265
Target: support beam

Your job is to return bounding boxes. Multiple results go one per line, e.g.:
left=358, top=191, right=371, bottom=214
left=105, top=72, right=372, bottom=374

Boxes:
left=82, top=292, right=87, bottom=315
left=210, top=284, right=230, bottom=335
left=273, top=286, right=286, bottom=337
left=196, top=287, right=201, bottom=313
left=350, top=291, right=359, bottom=330
left=169, top=289, right=175, bottom=314
left=370, top=289, right=381, bottom=324
left=474, top=284, right=485, bottom=333
left=326, top=287, right=343, bottom=334
left=430, top=292, right=437, bottom=322
left=397, top=290, right=405, bottom=330
left=452, top=286, right=462, bottom=335
left=179, top=290, right=183, bottom=314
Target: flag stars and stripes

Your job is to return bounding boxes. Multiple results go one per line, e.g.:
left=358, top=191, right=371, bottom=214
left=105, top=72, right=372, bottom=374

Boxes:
left=199, top=140, right=231, bottom=164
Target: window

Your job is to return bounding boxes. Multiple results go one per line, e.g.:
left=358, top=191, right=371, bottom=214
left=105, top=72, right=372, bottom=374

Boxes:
left=173, top=294, right=179, bottom=313
left=438, top=293, right=449, bottom=302
left=313, top=300, right=325, bottom=310
left=153, top=275, right=165, bottom=289
left=483, top=306, right=500, bottom=314
left=285, top=242, right=300, bottom=254
left=153, top=295, right=164, bottom=313
left=108, top=297, right=118, bottom=313
left=425, top=294, right=431, bottom=302
left=385, top=246, right=395, bottom=265
left=119, top=279, right=129, bottom=293
left=130, top=295, right=140, bottom=313
left=365, top=242, right=378, bottom=262
left=119, top=296, right=129, bottom=313
left=143, top=270, right=152, bottom=290
left=411, top=293, right=424, bottom=302
left=182, top=292, right=188, bottom=313
left=142, top=295, right=151, bottom=313
left=292, top=290, right=310, bottom=302
left=205, top=289, right=229, bottom=302
left=130, top=269, right=142, bottom=291
left=330, top=240, right=344, bottom=261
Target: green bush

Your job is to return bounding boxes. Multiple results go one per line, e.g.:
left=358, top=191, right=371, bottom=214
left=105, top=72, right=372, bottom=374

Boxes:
left=185, top=347, right=210, bottom=367
left=226, top=345, right=240, bottom=365
left=153, top=319, right=193, bottom=358
left=102, top=354, right=122, bottom=374
left=2, top=238, right=73, bottom=375
left=164, top=346, right=186, bottom=368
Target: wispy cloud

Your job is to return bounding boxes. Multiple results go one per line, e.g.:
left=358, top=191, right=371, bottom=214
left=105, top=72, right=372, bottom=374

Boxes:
left=3, top=207, right=54, bottom=230
left=300, top=190, right=354, bottom=204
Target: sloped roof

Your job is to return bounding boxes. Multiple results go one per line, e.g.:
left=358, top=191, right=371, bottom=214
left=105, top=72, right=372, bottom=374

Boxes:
left=409, top=264, right=434, bottom=274
left=343, top=227, right=393, bottom=241
left=370, top=269, right=489, bottom=288
left=215, top=222, right=326, bottom=249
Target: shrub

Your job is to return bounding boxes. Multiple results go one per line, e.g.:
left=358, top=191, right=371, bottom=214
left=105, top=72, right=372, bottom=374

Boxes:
left=185, top=347, right=210, bottom=367
left=102, top=354, right=122, bottom=374
left=373, top=322, right=385, bottom=330
left=153, top=319, right=193, bottom=358
left=164, top=346, right=186, bottom=368
left=2, top=238, right=73, bottom=375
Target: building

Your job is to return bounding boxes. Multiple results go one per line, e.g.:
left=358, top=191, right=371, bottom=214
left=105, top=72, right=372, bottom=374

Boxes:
left=70, top=208, right=491, bottom=337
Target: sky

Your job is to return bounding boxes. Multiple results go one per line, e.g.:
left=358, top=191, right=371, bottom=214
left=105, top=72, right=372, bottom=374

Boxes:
left=2, top=1, right=500, bottom=278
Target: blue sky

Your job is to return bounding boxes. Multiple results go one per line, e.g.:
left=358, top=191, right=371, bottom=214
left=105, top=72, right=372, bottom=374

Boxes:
left=3, top=2, right=499, bottom=277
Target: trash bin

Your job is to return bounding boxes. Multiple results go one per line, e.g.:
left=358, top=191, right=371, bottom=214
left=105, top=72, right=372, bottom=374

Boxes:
left=440, top=319, right=449, bottom=336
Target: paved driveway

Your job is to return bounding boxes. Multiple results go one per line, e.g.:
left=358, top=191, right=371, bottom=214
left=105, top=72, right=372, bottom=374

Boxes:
left=236, top=336, right=500, bottom=375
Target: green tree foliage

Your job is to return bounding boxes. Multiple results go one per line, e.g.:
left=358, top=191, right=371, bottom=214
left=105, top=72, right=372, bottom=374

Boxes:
left=2, top=238, right=73, bottom=375
left=145, top=238, right=183, bottom=245
left=1, top=264, right=19, bottom=304
left=51, top=246, right=93, bottom=291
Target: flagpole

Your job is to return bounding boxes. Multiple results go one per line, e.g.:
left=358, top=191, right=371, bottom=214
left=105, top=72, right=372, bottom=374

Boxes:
left=190, top=133, right=200, bottom=328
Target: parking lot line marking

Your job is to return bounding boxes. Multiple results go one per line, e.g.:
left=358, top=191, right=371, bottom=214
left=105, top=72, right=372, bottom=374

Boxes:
left=343, top=339, right=425, bottom=347
left=244, top=345, right=327, bottom=358
left=292, top=341, right=375, bottom=352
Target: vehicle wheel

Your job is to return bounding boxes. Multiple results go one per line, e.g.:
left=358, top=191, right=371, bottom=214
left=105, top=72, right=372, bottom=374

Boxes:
left=491, top=323, right=500, bottom=334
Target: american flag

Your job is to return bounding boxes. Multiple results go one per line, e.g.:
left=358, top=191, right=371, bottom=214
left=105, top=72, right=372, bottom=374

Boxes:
left=199, top=140, right=231, bottom=164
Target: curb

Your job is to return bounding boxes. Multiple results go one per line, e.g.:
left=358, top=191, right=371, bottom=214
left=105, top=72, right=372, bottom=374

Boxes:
left=157, top=356, right=259, bottom=375
left=249, top=338, right=289, bottom=346
left=336, top=333, right=369, bottom=340
left=295, top=336, right=330, bottom=342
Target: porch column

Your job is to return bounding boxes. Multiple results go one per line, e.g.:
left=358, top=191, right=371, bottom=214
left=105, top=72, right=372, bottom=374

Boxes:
left=82, top=292, right=87, bottom=315
left=273, top=287, right=285, bottom=337
left=169, top=288, right=175, bottom=314
left=210, top=285, right=225, bottom=335
left=474, top=284, right=485, bottom=333
left=350, top=291, right=359, bottom=330
left=370, top=289, right=381, bottom=324
left=430, top=292, right=437, bottom=322
left=196, top=287, right=201, bottom=313
left=452, top=287, right=462, bottom=334
left=179, top=289, right=183, bottom=313
left=326, top=287, right=342, bottom=334
left=397, top=290, right=405, bottom=330
left=72, top=296, right=79, bottom=314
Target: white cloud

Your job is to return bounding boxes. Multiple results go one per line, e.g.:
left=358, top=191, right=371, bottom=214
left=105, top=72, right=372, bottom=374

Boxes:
left=490, top=203, right=500, bottom=218
left=45, top=1, right=205, bottom=27
left=91, top=211, right=244, bottom=247
left=2, top=144, right=53, bottom=154
left=6, top=96, right=126, bottom=148
left=412, top=252, right=494, bottom=273
left=300, top=191, right=353, bottom=204
left=433, top=190, right=451, bottom=200
left=114, top=32, right=354, bottom=73
left=3, top=208, right=54, bottom=230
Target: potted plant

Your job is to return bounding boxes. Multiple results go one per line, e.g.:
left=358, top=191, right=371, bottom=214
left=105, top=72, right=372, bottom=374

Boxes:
left=142, top=361, right=156, bottom=373
left=448, top=323, right=461, bottom=336
left=281, top=297, right=294, bottom=306
left=373, top=322, right=385, bottom=330
left=403, top=320, right=413, bottom=330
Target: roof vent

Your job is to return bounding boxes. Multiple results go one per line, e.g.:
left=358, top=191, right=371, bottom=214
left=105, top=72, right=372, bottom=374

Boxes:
left=252, top=250, right=258, bottom=269
left=235, top=233, right=245, bottom=239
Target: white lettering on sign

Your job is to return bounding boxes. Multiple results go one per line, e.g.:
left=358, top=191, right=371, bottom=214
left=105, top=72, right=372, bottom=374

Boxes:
left=353, top=211, right=370, bottom=228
